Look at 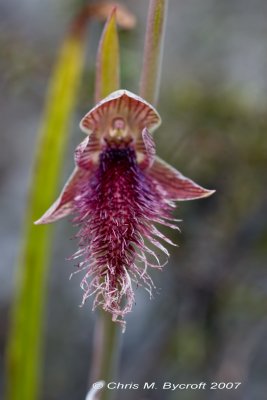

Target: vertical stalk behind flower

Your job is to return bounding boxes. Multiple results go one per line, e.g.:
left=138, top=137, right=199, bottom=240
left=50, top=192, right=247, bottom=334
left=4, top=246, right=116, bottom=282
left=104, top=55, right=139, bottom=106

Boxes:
left=90, top=312, right=119, bottom=400
left=140, top=0, right=168, bottom=105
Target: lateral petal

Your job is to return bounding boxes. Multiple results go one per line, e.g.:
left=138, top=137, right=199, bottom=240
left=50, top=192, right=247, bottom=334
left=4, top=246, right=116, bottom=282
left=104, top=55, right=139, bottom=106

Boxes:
left=74, top=133, right=100, bottom=169
left=136, top=128, right=156, bottom=169
left=147, top=157, right=215, bottom=201
left=34, top=167, right=94, bottom=224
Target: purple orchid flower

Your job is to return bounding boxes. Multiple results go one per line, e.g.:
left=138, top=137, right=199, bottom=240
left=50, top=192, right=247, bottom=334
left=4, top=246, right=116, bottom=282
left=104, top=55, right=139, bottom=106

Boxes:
left=35, top=89, right=214, bottom=328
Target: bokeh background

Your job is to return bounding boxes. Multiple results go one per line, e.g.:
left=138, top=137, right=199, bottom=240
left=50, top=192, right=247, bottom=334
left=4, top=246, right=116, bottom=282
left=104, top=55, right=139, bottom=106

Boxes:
left=1, top=0, right=267, bottom=399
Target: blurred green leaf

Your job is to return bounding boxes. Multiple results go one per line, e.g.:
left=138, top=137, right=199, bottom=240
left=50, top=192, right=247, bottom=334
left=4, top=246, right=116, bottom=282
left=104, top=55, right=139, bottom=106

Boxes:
left=6, top=31, right=86, bottom=400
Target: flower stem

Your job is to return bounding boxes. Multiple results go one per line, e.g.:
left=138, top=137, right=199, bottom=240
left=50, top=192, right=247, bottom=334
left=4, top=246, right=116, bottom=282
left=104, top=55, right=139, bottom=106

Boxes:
left=90, top=312, right=120, bottom=400
left=140, top=0, right=168, bottom=105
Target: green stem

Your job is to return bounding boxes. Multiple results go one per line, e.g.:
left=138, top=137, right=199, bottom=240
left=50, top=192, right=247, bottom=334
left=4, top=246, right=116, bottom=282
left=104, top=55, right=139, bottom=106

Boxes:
left=140, top=0, right=168, bottom=105
left=90, top=313, right=120, bottom=400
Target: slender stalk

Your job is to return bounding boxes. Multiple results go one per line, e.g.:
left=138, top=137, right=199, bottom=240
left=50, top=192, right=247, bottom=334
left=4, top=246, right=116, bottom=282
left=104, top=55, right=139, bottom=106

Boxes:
left=90, top=313, right=120, bottom=400
left=140, top=0, right=168, bottom=105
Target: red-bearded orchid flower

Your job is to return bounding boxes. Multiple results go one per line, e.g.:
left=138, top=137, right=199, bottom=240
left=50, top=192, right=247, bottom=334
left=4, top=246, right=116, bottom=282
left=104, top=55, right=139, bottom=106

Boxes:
left=35, top=90, right=214, bottom=329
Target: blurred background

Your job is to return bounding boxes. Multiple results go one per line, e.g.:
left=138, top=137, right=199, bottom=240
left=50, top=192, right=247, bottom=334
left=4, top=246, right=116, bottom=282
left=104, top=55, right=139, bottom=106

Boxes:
left=1, top=0, right=267, bottom=399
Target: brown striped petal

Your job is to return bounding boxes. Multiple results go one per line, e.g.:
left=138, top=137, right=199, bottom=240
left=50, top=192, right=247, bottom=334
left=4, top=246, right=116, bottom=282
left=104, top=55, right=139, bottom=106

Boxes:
left=79, top=90, right=161, bottom=136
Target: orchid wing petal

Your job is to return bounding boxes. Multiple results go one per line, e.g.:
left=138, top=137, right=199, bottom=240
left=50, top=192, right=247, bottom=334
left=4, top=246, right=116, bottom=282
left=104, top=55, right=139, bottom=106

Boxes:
left=136, top=128, right=156, bottom=169
left=74, top=133, right=100, bottom=169
left=34, top=167, right=93, bottom=224
left=148, top=157, right=215, bottom=201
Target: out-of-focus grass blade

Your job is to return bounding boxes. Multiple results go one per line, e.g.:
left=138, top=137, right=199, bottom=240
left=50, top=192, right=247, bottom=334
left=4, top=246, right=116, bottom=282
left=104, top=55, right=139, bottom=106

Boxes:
left=140, top=0, right=168, bottom=105
left=6, top=29, right=86, bottom=400
left=95, top=8, right=120, bottom=103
